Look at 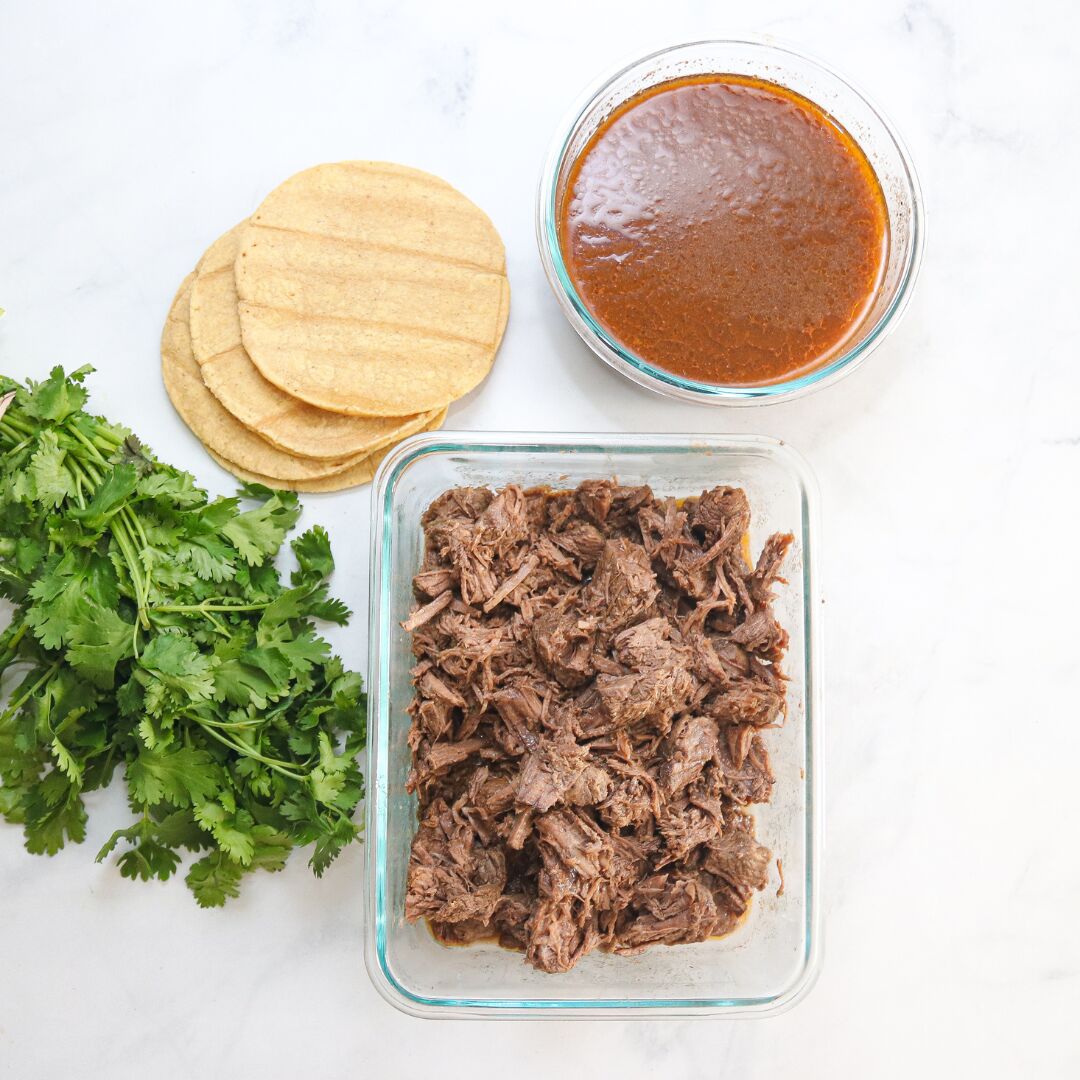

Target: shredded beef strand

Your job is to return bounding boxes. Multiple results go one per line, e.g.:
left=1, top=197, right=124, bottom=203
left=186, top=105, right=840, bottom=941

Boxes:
left=401, top=589, right=453, bottom=632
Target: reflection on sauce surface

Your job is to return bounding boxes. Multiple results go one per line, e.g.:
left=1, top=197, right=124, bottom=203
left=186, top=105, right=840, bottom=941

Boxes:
left=559, top=74, right=889, bottom=386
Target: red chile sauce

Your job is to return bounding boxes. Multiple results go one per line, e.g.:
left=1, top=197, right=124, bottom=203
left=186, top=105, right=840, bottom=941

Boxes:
left=558, top=75, right=889, bottom=386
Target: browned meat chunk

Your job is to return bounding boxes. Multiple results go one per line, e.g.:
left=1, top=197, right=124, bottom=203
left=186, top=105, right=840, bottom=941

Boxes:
left=611, top=873, right=720, bottom=953
left=515, top=737, right=590, bottom=812
left=420, top=486, right=493, bottom=538
left=535, top=535, right=582, bottom=579
left=530, top=603, right=597, bottom=688
left=658, top=714, right=720, bottom=796
left=535, top=808, right=611, bottom=899
left=690, top=486, right=751, bottom=547
left=595, top=618, right=698, bottom=728
left=564, top=763, right=613, bottom=807
left=703, top=827, right=773, bottom=893
left=576, top=479, right=615, bottom=525
left=526, top=897, right=597, bottom=973
left=584, top=538, right=659, bottom=635
left=476, top=485, right=531, bottom=558
left=575, top=479, right=650, bottom=530
left=703, top=676, right=785, bottom=728
left=658, top=801, right=723, bottom=864
left=729, top=608, right=789, bottom=662
left=490, top=684, right=543, bottom=754
left=549, top=520, right=606, bottom=567
left=611, top=616, right=679, bottom=669
left=405, top=800, right=507, bottom=925
left=406, top=737, right=486, bottom=793
left=715, top=734, right=775, bottom=804
left=492, top=893, right=533, bottom=950
left=470, top=772, right=516, bottom=818
left=750, top=532, right=794, bottom=606
left=595, top=832, right=653, bottom=911
left=598, top=771, right=658, bottom=830
left=413, top=566, right=455, bottom=598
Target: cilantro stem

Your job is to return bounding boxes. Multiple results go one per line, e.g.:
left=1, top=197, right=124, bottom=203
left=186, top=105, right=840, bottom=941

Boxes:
left=0, top=415, right=34, bottom=440
left=66, top=423, right=110, bottom=465
left=192, top=719, right=308, bottom=781
left=0, top=661, right=60, bottom=725
left=2, top=411, right=32, bottom=432
left=118, top=505, right=155, bottom=625
left=2, top=623, right=28, bottom=652
left=72, top=468, right=87, bottom=508
left=109, top=521, right=149, bottom=629
left=65, top=446, right=152, bottom=630
left=195, top=715, right=265, bottom=730
left=93, top=433, right=123, bottom=452
left=122, top=505, right=150, bottom=551
left=152, top=601, right=272, bottom=614
left=52, top=703, right=85, bottom=737
left=1, top=432, right=34, bottom=457
left=201, top=610, right=229, bottom=637
left=117, top=521, right=151, bottom=630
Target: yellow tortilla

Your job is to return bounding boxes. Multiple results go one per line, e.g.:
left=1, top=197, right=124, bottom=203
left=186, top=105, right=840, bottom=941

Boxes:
left=189, top=220, right=439, bottom=458
left=162, top=274, right=370, bottom=481
left=235, top=161, right=509, bottom=417
left=205, top=408, right=446, bottom=492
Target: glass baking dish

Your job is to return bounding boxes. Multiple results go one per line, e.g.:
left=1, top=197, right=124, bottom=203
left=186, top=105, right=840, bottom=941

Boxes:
left=365, top=432, right=821, bottom=1018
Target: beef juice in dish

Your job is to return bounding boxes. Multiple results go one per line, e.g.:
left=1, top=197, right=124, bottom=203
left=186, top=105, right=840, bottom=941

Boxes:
left=557, top=74, right=889, bottom=386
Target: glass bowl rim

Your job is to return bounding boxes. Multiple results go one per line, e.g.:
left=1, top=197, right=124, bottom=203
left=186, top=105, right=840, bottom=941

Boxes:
left=364, top=430, right=824, bottom=1018
left=535, top=36, right=926, bottom=404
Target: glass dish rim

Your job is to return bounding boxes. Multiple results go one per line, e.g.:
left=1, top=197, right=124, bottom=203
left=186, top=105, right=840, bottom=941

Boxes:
left=535, top=36, right=926, bottom=405
left=364, top=430, right=824, bottom=1018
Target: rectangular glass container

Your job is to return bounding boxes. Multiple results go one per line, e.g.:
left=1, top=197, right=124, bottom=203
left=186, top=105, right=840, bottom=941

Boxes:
left=365, top=432, right=821, bottom=1018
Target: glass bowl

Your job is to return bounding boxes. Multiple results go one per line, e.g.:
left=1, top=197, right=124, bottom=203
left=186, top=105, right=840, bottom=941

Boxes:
left=365, top=431, right=822, bottom=1018
left=536, top=38, right=925, bottom=405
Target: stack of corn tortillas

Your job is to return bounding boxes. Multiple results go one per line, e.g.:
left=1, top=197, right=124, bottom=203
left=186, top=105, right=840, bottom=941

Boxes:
left=161, top=161, right=509, bottom=492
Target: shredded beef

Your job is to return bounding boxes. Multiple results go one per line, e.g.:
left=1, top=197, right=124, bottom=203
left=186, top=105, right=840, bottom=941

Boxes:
left=515, top=737, right=590, bottom=811
left=403, top=481, right=791, bottom=973
left=530, top=601, right=597, bottom=688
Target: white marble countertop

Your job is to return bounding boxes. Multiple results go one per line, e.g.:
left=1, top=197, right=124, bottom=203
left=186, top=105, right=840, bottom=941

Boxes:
left=1, top=1, right=1077, bottom=1076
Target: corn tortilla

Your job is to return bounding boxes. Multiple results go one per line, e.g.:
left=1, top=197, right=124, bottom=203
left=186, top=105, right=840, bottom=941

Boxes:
left=205, top=409, right=446, bottom=492
left=235, top=161, right=509, bottom=416
left=189, top=221, right=438, bottom=458
left=162, top=274, right=370, bottom=481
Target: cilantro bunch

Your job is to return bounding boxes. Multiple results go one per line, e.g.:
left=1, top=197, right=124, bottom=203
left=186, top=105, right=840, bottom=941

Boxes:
left=0, top=367, right=365, bottom=905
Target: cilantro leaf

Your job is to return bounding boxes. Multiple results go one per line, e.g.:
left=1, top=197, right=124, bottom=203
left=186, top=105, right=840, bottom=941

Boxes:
left=137, top=634, right=215, bottom=713
left=25, top=551, right=119, bottom=649
left=222, top=491, right=302, bottom=565
left=22, top=781, right=87, bottom=855
left=248, top=827, right=293, bottom=872
left=65, top=602, right=134, bottom=688
left=176, top=536, right=237, bottom=583
left=69, top=463, right=139, bottom=529
left=136, top=469, right=204, bottom=508
left=194, top=801, right=257, bottom=865
left=26, top=430, right=74, bottom=507
left=310, top=732, right=350, bottom=806
left=153, top=807, right=215, bottom=851
left=127, top=748, right=220, bottom=807
left=22, top=365, right=91, bottom=423
left=291, top=525, right=335, bottom=582
left=186, top=850, right=243, bottom=908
